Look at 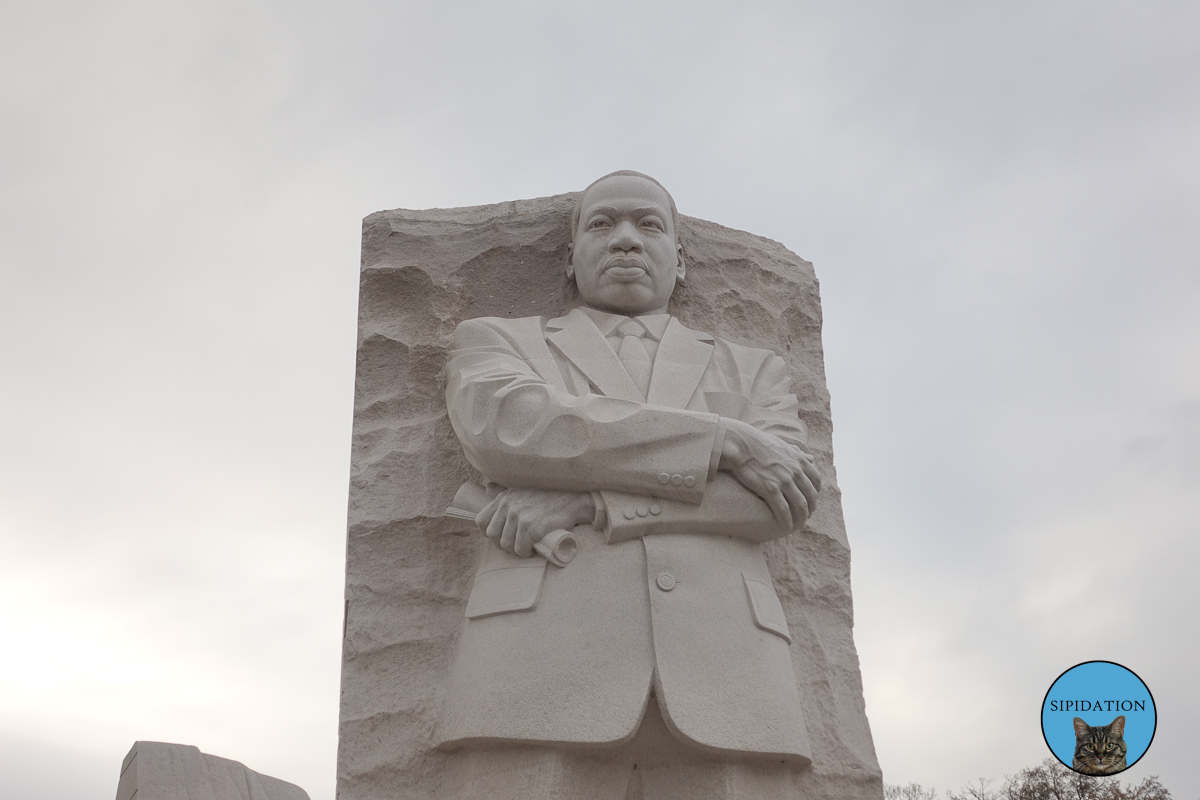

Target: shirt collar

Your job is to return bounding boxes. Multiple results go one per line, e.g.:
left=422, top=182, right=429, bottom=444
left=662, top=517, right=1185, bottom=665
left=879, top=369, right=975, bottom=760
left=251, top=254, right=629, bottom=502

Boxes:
left=580, top=307, right=671, bottom=341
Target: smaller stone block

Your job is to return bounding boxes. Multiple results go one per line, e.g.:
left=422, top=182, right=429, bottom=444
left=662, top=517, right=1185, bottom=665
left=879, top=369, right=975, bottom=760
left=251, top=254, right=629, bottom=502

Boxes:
left=114, top=741, right=310, bottom=800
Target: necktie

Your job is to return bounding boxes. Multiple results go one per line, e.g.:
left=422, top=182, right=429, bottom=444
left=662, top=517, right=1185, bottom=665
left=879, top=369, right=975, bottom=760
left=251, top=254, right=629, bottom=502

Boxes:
left=616, top=318, right=653, bottom=399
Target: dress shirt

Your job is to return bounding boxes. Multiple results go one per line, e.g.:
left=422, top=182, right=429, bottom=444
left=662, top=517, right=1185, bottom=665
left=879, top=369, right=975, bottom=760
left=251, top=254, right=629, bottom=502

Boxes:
left=580, top=307, right=671, bottom=361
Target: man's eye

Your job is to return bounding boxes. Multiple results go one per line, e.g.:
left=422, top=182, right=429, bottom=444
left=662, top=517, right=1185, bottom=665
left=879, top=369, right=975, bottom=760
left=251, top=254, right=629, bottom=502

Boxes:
left=587, top=219, right=611, bottom=230
left=640, top=220, right=663, bottom=231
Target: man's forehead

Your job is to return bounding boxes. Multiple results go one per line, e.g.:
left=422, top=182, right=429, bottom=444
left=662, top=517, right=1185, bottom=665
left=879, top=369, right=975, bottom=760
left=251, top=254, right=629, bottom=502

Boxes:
left=580, top=176, right=672, bottom=215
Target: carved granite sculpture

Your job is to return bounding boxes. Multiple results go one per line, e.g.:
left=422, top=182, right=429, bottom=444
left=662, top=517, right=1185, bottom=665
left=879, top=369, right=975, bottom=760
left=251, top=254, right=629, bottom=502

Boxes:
left=114, top=741, right=309, bottom=800
left=338, top=172, right=883, bottom=800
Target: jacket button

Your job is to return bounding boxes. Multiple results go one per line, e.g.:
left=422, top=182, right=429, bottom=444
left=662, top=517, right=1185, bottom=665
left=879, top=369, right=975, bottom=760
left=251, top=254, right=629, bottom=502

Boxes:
left=623, top=508, right=636, bottom=520
left=657, top=573, right=676, bottom=591
left=658, top=472, right=671, bottom=484
left=683, top=476, right=696, bottom=487
left=671, top=474, right=683, bottom=486
left=649, top=503, right=661, bottom=516
left=636, top=505, right=649, bottom=517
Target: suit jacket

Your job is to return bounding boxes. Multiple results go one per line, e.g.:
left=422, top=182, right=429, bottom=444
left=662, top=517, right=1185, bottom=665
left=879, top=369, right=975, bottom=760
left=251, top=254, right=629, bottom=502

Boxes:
left=436, top=308, right=813, bottom=764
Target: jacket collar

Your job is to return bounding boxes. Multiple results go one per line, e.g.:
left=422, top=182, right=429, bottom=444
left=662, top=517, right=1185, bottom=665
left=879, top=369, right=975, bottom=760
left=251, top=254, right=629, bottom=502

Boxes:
left=547, top=307, right=714, bottom=407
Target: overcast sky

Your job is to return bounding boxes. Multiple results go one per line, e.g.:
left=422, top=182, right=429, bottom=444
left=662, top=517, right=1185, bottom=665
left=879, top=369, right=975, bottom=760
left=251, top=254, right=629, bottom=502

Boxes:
left=1, top=2, right=1197, bottom=799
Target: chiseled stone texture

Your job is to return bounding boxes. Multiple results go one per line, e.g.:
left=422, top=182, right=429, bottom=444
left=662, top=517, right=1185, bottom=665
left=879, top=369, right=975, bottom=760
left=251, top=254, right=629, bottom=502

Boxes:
left=339, top=193, right=883, bottom=799
left=115, top=741, right=309, bottom=800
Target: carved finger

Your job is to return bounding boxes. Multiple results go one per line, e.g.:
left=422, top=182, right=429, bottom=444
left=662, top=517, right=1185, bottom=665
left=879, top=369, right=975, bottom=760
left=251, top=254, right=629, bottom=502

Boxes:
left=781, top=480, right=809, bottom=530
left=484, top=502, right=508, bottom=544
left=499, top=509, right=520, bottom=553
left=799, top=455, right=823, bottom=494
left=762, top=485, right=793, bottom=530
left=476, top=497, right=501, bottom=534
left=514, top=519, right=534, bottom=558
left=792, top=463, right=819, bottom=514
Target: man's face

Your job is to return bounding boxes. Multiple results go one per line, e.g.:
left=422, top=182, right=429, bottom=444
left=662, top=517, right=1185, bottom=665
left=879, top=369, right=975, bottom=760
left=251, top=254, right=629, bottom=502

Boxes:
left=568, top=175, right=684, bottom=316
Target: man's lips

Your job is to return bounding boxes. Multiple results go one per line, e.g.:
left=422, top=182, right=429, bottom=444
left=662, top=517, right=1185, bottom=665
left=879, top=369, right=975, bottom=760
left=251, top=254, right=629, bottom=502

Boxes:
left=602, top=256, right=648, bottom=279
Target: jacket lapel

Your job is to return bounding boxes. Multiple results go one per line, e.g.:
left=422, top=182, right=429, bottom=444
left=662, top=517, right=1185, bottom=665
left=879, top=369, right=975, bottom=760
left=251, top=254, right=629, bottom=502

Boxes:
left=547, top=309, right=644, bottom=402
left=646, top=318, right=714, bottom=409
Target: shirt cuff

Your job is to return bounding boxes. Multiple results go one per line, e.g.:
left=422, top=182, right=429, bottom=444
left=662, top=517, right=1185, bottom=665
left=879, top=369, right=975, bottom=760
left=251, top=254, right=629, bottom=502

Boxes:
left=708, top=418, right=727, bottom=482
left=590, top=491, right=608, bottom=531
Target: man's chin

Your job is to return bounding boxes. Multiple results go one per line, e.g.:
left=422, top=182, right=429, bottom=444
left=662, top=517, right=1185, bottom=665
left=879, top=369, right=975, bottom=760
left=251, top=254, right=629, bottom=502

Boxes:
left=580, top=279, right=674, bottom=316
left=587, top=299, right=664, bottom=316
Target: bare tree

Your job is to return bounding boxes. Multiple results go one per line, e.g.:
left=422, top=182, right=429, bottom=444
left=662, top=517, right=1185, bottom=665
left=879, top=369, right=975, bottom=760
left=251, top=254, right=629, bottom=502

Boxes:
left=948, top=778, right=998, bottom=800
left=998, top=758, right=1171, bottom=800
left=886, top=783, right=940, bottom=800
left=888, top=759, right=1171, bottom=800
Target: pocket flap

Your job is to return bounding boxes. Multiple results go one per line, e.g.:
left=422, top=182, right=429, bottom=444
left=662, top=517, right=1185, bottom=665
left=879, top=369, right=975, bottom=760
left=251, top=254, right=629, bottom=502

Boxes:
left=465, top=560, right=547, bottom=619
left=742, top=571, right=792, bottom=643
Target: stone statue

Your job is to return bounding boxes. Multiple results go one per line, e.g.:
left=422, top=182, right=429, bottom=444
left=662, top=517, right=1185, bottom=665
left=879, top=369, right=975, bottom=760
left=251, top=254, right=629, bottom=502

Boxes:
left=337, top=172, right=882, bottom=800
left=114, top=741, right=310, bottom=800
left=435, top=172, right=824, bottom=798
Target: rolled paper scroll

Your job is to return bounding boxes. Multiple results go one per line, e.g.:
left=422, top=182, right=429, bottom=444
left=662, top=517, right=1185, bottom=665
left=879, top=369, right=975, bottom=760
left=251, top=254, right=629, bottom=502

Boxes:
left=445, top=482, right=577, bottom=567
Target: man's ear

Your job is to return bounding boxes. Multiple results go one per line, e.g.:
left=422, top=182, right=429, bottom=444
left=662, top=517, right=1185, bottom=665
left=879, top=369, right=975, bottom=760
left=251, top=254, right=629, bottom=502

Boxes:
left=566, top=242, right=575, bottom=281
left=675, top=242, right=686, bottom=284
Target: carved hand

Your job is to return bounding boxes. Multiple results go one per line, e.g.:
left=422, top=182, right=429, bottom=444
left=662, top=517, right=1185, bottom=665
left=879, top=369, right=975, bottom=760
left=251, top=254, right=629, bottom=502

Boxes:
left=718, top=418, right=822, bottom=530
left=476, top=489, right=596, bottom=558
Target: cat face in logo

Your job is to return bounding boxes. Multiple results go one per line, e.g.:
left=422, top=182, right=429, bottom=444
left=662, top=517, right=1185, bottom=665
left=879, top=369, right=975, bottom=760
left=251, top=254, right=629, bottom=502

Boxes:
left=1072, top=715, right=1128, bottom=775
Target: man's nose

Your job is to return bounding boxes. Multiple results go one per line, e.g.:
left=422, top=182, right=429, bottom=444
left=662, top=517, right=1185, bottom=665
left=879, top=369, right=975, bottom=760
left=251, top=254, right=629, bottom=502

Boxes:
left=609, top=220, right=644, bottom=252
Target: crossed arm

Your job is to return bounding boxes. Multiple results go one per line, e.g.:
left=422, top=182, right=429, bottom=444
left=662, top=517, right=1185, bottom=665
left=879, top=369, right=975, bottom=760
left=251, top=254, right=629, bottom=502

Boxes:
left=478, top=419, right=821, bottom=557
left=446, top=318, right=821, bottom=558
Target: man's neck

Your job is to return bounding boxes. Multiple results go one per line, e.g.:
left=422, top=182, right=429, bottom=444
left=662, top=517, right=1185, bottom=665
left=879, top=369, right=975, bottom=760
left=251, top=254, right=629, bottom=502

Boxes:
left=579, top=306, right=673, bottom=341
left=580, top=304, right=670, bottom=318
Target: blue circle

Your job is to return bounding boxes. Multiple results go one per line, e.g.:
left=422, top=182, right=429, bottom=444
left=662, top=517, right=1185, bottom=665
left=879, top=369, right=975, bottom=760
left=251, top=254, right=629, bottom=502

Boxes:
left=1041, top=661, right=1156, bottom=774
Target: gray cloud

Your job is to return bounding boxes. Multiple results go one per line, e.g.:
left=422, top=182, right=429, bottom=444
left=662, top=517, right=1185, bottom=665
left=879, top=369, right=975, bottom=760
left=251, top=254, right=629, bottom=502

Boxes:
left=1, top=2, right=1197, bottom=798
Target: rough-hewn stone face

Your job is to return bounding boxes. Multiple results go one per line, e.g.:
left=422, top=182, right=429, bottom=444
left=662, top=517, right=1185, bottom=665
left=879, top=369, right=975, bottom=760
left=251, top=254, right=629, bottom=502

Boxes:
left=115, top=741, right=309, bottom=800
left=339, top=193, right=883, bottom=799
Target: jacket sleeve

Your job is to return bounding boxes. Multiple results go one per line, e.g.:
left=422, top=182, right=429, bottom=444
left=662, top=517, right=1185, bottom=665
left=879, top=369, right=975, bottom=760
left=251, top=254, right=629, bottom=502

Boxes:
left=597, top=351, right=811, bottom=542
left=445, top=317, right=721, bottom=504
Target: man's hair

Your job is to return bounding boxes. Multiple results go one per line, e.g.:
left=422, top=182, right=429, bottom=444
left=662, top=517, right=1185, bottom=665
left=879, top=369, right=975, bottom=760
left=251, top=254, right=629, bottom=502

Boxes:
left=569, top=170, right=679, bottom=243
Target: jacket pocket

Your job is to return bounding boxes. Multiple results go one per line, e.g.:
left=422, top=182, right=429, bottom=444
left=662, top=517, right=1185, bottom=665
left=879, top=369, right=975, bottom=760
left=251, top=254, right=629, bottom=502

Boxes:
left=742, top=571, right=792, bottom=643
left=464, top=560, right=548, bottom=619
